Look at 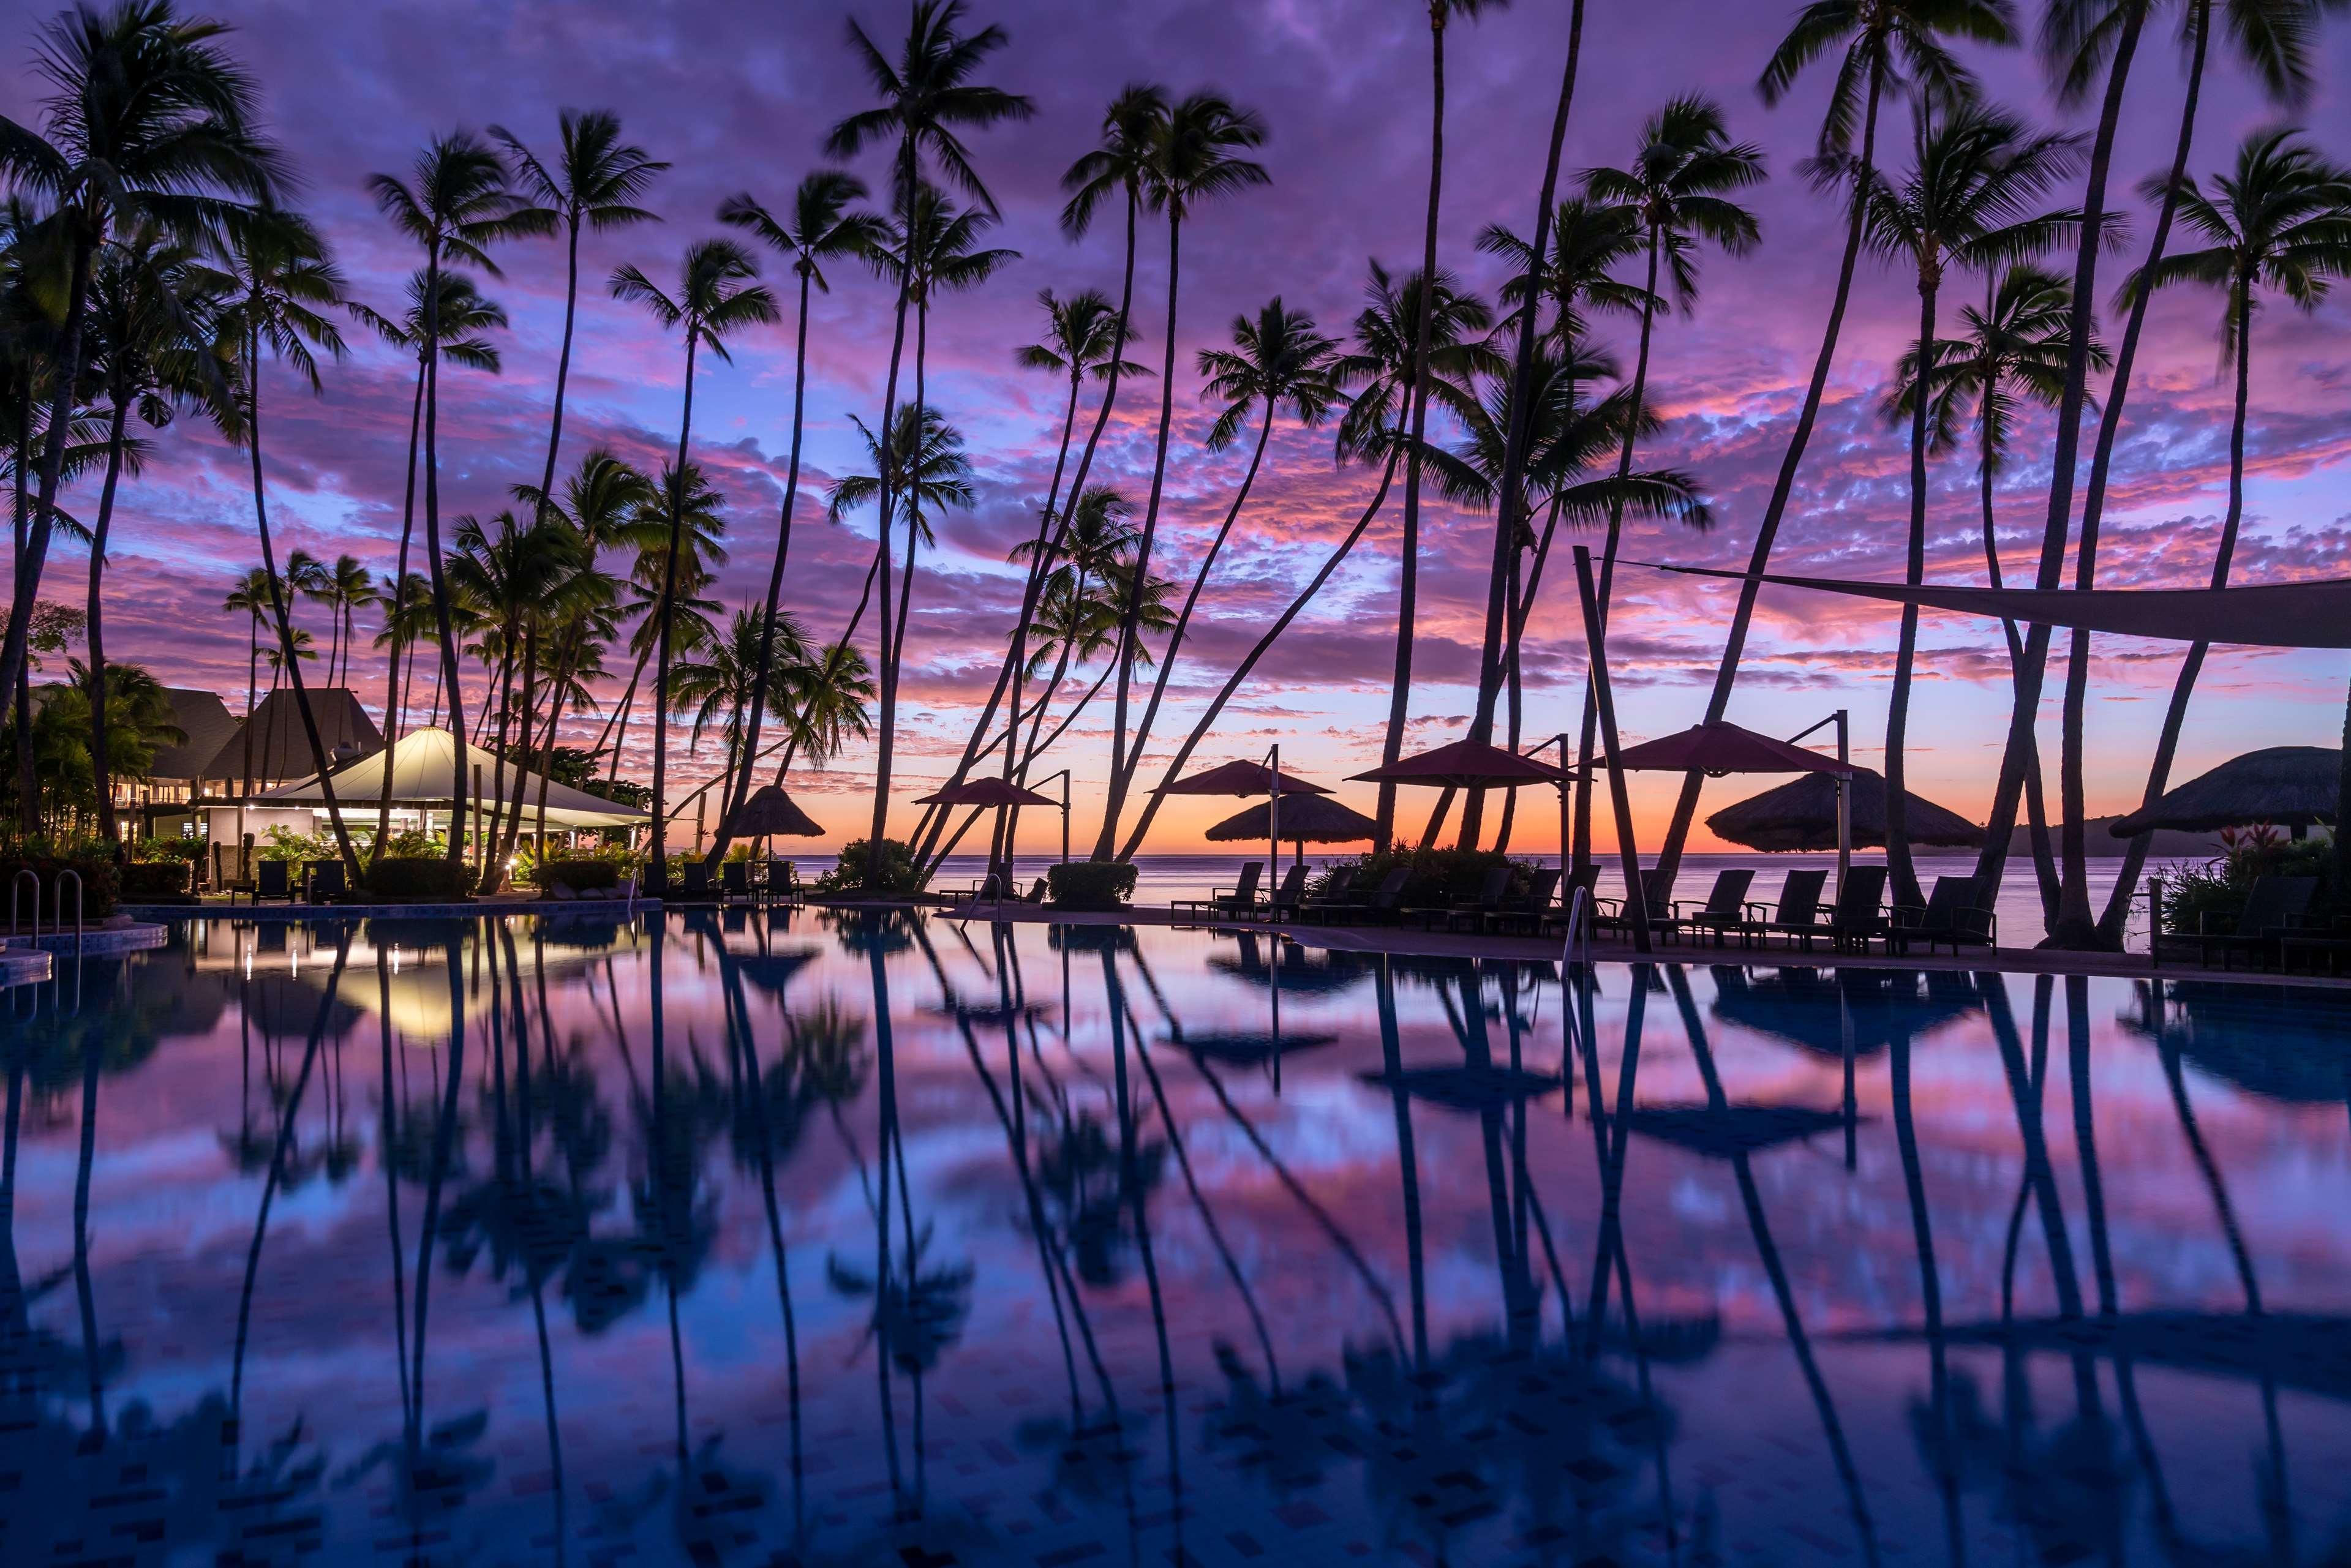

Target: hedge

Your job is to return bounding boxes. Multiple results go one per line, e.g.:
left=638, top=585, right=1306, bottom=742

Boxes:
left=536, top=858, right=621, bottom=893
left=363, top=857, right=477, bottom=901
left=1047, top=860, right=1137, bottom=910
left=0, top=853, right=117, bottom=920
left=1312, top=847, right=1541, bottom=909
left=815, top=838, right=922, bottom=895
left=119, top=860, right=192, bottom=900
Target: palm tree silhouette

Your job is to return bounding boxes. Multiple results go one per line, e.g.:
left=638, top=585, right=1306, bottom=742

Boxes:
left=607, top=237, right=776, bottom=883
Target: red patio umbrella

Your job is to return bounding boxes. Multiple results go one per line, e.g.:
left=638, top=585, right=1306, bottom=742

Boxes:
left=917, top=775, right=1068, bottom=865
left=1349, top=737, right=1569, bottom=790
left=1164, top=757, right=1332, bottom=881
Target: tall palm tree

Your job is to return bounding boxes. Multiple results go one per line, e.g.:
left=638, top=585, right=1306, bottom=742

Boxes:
left=1006, top=484, right=1135, bottom=797
left=1537, top=94, right=1761, bottom=856
left=826, top=0, right=1032, bottom=882
left=1653, top=0, right=2017, bottom=887
left=364, top=266, right=504, bottom=860
left=317, top=553, right=374, bottom=689
left=2110, top=130, right=2351, bottom=910
left=0, top=0, right=283, bottom=755
left=492, top=108, right=669, bottom=522
left=1117, top=299, right=1339, bottom=810
left=596, top=461, right=728, bottom=784
left=672, top=607, right=809, bottom=812
left=216, top=208, right=364, bottom=872
left=710, top=170, right=885, bottom=860
left=2082, top=0, right=2339, bottom=940
left=1091, top=90, right=1270, bottom=861
left=81, top=223, right=227, bottom=843
left=1889, top=263, right=2093, bottom=921
left=1863, top=102, right=2081, bottom=907
left=826, top=402, right=976, bottom=554
left=369, top=130, right=544, bottom=864
left=221, top=566, right=272, bottom=793
left=1479, top=197, right=1651, bottom=351
left=608, top=238, right=775, bottom=882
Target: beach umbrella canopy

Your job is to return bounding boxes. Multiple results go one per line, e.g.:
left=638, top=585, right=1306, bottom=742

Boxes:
left=725, top=783, right=824, bottom=839
left=916, top=776, right=1058, bottom=808
left=258, top=726, right=645, bottom=827
left=1706, top=767, right=1983, bottom=851
left=1710, top=967, right=1982, bottom=1059
left=2107, top=746, right=2339, bottom=836
left=1622, top=1102, right=1851, bottom=1157
left=1607, top=720, right=1852, bottom=777
left=1349, top=737, right=1567, bottom=790
left=1205, top=794, right=1379, bottom=844
left=1163, top=759, right=1332, bottom=797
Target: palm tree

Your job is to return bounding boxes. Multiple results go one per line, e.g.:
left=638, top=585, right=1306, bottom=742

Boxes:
left=1888, top=263, right=2093, bottom=920
left=1116, top=299, right=1339, bottom=812
left=597, top=462, right=728, bottom=785
left=1480, top=197, right=1651, bottom=351
left=216, top=208, right=366, bottom=871
left=318, top=553, right=374, bottom=689
left=369, top=130, right=544, bottom=863
left=0, top=0, right=284, bottom=759
left=221, top=566, right=272, bottom=792
left=710, top=170, right=885, bottom=859
left=1091, top=90, right=1270, bottom=861
left=364, top=266, right=505, bottom=861
left=672, top=608, right=808, bottom=811
left=2107, top=130, right=2351, bottom=913
left=609, top=238, right=775, bottom=881
left=1653, top=0, right=2017, bottom=887
left=1382, top=0, right=1510, bottom=851
left=1538, top=94, right=1762, bottom=856
left=492, top=108, right=669, bottom=522
left=81, top=223, right=228, bottom=843
left=1863, top=102, right=2081, bottom=907
left=1007, top=484, right=1135, bottom=789
left=826, top=0, right=1032, bottom=883
left=771, top=639, right=877, bottom=774
left=826, top=402, right=976, bottom=556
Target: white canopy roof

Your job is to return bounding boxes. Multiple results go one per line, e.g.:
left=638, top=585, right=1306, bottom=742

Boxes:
left=255, top=727, right=647, bottom=828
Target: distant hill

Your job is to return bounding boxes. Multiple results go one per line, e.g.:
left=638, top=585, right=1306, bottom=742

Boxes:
left=2006, top=816, right=2228, bottom=858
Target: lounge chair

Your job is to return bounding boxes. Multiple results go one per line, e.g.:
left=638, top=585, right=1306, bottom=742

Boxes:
left=761, top=860, right=801, bottom=905
left=678, top=860, right=713, bottom=900
left=1890, top=875, right=1996, bottom=955
left=1415, top=865, right=1510, bottom=931
left=304, top=860, right=348, bottom=904
left=1262, top=863, right=1310, bottom=921
left=1540, top=863, right=1604, bottom=937
left=1316, top=867, right=1410, bottom=926
left=1018, top=877, right=1050, bottom=905
left=2167, top=874, right=2317, bottom=971
left=1742, top=868, right=1829, bottom=948
left=235, top=860, right=295, bottom=907
left=1293, top=867, right=1362, bottom=923
left=1665, top=868, right=1756, bottom=947
left=1593, top=869, right=1674, bottom=942
left=1821, top=865, right=1890, bottom=951
left=1175, top=861, right=1263, bottom=922
left=1486, top=867, right=1563, bottom=935
left=720, top=860, right=751, bottom=905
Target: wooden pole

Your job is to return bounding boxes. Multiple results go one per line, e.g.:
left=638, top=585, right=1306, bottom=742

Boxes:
left=1573, top=546, right=1649, bottom=953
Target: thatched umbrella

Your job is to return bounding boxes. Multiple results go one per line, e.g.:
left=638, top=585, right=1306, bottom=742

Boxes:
left=1205, top=793, right=1379, bottom=864
left=2108, top=746, right=2339, bottom=838
left=724, top=783, right=824, bottom=871
left=1165, top=757, right=1332, bottom=881
left=1706, top=767, right=1982, bottom=852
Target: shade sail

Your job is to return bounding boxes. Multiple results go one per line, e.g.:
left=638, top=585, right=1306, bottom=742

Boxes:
left=1205, top=795, right=1379, bottom=844
left=2108, top=746, right=2339, bottom=835
left=1635, top=562, right=2351, bottom=649
left=1707, top=767, right=1982, bottom=851
left=1162, top=759, right=1332, bottom=797
left=725, top=782, right=826, bottom=838
left=1608, top=720, right=1852, bottom=776
left=1350, top=738, right=1567, bottom=790
left=257, top=727, right=647, bottom=828
left=915, top=776, right=1058, bottom=808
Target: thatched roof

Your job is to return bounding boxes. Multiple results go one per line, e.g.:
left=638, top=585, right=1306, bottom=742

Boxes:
left=1706, top=767, right=1982, bottom=852
left=1205, top=794, right=1380, bottom=844
left=201, top=687, right=381, bottom=786
left=726, top=782, right=826, bottom=838
left=2108, top=746, right=2339, bottom=835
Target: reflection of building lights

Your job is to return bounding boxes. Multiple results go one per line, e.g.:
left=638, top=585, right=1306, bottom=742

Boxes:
left=390, top=945, right=401, bottom=975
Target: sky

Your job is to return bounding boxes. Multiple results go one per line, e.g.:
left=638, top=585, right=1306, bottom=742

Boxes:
left=9, top=0, right=2351, bottom=855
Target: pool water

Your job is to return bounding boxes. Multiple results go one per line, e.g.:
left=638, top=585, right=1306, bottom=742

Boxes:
left=4, top=912, right=2346, bottom=1566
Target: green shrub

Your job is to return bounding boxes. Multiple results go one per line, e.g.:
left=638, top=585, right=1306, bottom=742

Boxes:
left=2159, top=831, right=2336, bottom=936
left=535, top=858, right=620, bottom=893
left=815, top=838, right=920, bottom=896
left=1312, top=846, right=1540, bottom=907
left=0, top=852, right=117, bottom=920
left=131, top=835, right=205, bottom=863
left=363, top=857, right=477, bottom=901
left=118, top=859, right=191, bottom=899
left=1047, top=860, right=1137, bottom=910
left=259, top=825, right=336, bottom=862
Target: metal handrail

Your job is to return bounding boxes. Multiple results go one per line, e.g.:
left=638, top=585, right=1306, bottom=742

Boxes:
left=56, top=869, right=83, bottom=953
left=10, top=868, right=37, bottom=939
left=1560, top=883, right=1595, bottom=969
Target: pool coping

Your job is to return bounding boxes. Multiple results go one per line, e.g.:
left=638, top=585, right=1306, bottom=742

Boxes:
left=0, top=921, right=170, bottom=956
left=119, top=897, right=664, bottom=921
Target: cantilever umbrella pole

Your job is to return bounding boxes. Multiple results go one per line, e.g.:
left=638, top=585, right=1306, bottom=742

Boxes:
left=1573, top=547, right=1650, bottom=953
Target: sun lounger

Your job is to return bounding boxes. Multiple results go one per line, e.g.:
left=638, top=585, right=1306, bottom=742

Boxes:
left=1889, top=874, right=1997, bottom=955
left=1174, top=861, right=1263, bottom=922
left=2165, top=874, right=2317, bottom=971
left=1742, top=868, right=1829, bottom=948
left=1262, top=863, right=1310, bottom=921
left=1665, top=868, right=1756, bottom=946
left=1593, top=869, right=1675, bottom=942
left=1486, top=866, right=1562, bottom=935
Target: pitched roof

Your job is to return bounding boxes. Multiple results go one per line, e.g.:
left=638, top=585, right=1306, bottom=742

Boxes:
left=149, top=688, right=238, bottom=781
left=200, top=687, right=382, bottom=785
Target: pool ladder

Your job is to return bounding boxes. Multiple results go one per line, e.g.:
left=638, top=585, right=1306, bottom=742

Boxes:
left=7, top=868, right=81, bottom=954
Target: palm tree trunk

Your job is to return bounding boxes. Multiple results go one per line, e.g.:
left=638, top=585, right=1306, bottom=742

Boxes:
left=1982, top=426, right=2062, bottom=928
left=478, top=635, right=517, bottom=885
left=596, top=638, right=655, bottom=783
left=1653, top=63, right=1884, bottom=886
left=1118, top=405, right=1276, bottom=812
left=85, top=397, right=130, bottom=847
left=1090, top=209, right=1184, bottom=860
left=1375, top=7, right=1451, bottom=847
left=2091, top=2, right=2213, bottom=942
left=495, top=617, right=541, bottom=874
left=246, top=342, right=361, bottom=875
left=862, top=142, right=920, bottom=885
left=418, top=242, right=472, bottom=866
left=890, top=302, right=930, bottom=702
left=1116, top=450, right=1400, bottom=860
left=374, top=360, right=428, bottom=866
left=1884, top=266, right=1941, bottom=910
left=11, top=399, right=34, bottom=832
left=1977, top=6, right=2148, bottom=943
left=649, top=332, right=702, bottom=885
left=711, top=264, right=817, bottom=865
left=538, top=216, right=584, bottom=516
left=0, top=241, right=91, bottom=836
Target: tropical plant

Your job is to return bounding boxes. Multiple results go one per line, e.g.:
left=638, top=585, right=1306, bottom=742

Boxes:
left=607, top=236, right=775, bottom=879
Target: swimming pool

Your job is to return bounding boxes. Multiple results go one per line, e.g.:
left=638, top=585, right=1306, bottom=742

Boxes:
left=4, top=911, right=2345, bottom=1565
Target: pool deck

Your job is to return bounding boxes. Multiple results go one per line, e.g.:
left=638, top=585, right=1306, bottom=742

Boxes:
left=117, top=893, right=663, bottom=921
